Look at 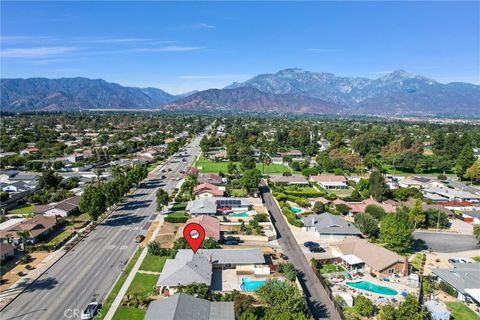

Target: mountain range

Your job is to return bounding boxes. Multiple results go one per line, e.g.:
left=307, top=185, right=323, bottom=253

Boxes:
left=2, top=69, right=479, bottom=116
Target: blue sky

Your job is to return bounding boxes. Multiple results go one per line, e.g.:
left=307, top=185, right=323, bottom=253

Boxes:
left=1, top=1, right=479, bottom=94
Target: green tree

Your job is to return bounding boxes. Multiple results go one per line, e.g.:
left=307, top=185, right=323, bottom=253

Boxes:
left=312, top=201, right=325, bottom=214
left=240, top=169, right=261, bottom=192
left=377, top=304, right=397, bottom=320
left=380, top=209, right=415, bottom=253
left=456, top=144, right=476, bottom=178
left=156, top=188, right=169, bottom=211
left=465, top=160, right=480, bottom=182
left=396, top=294, right=424, bottom=320
left=39, top=170, right=62, bottom=190
left=369, top=170, right=389, bottom=201
left=256, top=279, right=308, bottom=314
left=234, top=294, right=257, bottom=319
left=80, top=184, right=107, bottom=221
left=354, top=212, right=379, bottom=238
left=241, top=156, right=256, bottom=171
left=474, top=225, right=480, bottom=242
left=16, top=231, right=30, bottom=251
left=365, top=204, right=386, bottom=220
left=351, top=295, right=374, bottom=317
left=176, top=282, right=209, bottom=299
left=409, top=199, right=426, bottom=229
left=263, top=310, right=312, bottom=320
left=335, top=203, right=350, bottom=215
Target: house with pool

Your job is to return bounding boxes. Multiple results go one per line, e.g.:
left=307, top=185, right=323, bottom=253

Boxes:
left=186, top=197, right=252, bottom=216
left=156, top=248, right=270, bottom=294
left=330, top=238, right=408, bottom=277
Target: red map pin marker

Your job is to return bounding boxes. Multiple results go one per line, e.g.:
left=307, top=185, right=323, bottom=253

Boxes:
left=183, top=222, right=205, bottom=253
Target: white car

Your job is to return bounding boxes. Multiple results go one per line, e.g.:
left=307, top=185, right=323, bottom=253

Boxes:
left=81, top=302, right=101, bottom=320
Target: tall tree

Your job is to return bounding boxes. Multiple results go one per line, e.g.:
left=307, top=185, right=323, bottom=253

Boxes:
left=465, top=160, right=480, bottom=182
left=368, top=170, right=389, bottom=201
left=456, top=144, right=476, bottom=178
left=256, top=279, right=308, bottom=314
left=17, top=231, right=30, bottom=251
left=380, top=209, right=415, bottom=253
left=409, top=199, right=426, bottom=229
left=156, top=188, right=169, bottom=211
left=80, top=184, right=107, bottom=221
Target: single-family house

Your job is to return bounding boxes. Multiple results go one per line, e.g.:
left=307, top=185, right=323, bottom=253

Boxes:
left=156, top=249, right=266, bottom=291
left=345, top=198, right=396, bottom=215
left=310, top=175, right=348, bottom=189
left=176, top=215, right=221, bottom=240
left=194, top=183, right=224, bottom=198
left=331, top=238, right=408, bottom=276
left=270, top=175, right=309, bottom=186
left=145, top=293, right=235, bottom=320
left=462, top=211, right=480, bottom=224
left=398, top=176, right=434, bottom=189
left=422, top=187, right=480, bottom=203
left=301, top=213, right=360, bottom=240
left=308, top=197, right=331, bottom=207
left=0, top=243, right=15, bottom=261
left=431, top=263, right=480, bottom=303
left=198, top=173, right=224, bottom=186
left=186, top=197, right=251, bottom=216
left=0, top=215, right=60, bottom=245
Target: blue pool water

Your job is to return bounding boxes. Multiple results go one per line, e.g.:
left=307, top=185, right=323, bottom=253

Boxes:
left=289, top=207, right=302, bottom=214
left=346, top=281, right=398, bottom=296
left=230, top=212, right=250, bottom=217
left=240, top=278, right=267, bottom=291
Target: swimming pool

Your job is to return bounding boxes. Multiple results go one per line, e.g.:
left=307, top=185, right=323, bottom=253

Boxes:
left=346, top=281, right=398, bottom=296
left=229, top=212, right=250, bottom=217
left=240, top=278, right=267, bottom=291
left=289, top=207, right=302, bottom=214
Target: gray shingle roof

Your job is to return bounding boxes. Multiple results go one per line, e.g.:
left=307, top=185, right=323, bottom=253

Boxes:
left=145, top=293, right=234, bottom=320
left=431, top=263, right=480, bottom=294
left=301, top=213, right=360, bottom=235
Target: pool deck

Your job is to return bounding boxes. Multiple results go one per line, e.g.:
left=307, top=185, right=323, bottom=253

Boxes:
left=330, top=273, right=418, bottom=303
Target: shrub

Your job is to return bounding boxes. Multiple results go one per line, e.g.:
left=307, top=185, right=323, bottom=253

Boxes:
left=281, top=207, right=303, bottom=227
left=365, top=204, right=386, bottom=220
left=164, top=215, right=188, bottom=223
left=439, top=281, right=458, bottom=297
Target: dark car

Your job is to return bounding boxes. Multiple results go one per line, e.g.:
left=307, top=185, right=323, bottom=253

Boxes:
left=161, top=169, right=166, bottom=173
left=224, top=240, right=239, bottom=245
left=223, top=236, right=240, bottom=242
left=160, top=175, right=166, bottom=179
left=309, top=246, right=325, bottom=253
left=168, top=168, right=172, bottom=171
left=303, top=241, right=319, bottom=248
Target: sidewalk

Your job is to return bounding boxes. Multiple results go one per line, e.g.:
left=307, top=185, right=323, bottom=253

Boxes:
left=103, top=212, right=165, bottom=320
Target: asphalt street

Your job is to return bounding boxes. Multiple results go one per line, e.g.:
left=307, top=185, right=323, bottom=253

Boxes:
left=1, top=134, right=204, bottom=320
left=259, top=181, right=342, bottom=320
left=414, top=231, right=480, bottom=253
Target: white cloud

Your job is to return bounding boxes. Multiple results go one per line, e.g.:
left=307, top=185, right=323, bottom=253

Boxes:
left=0, top=46, right=78, bottom=58
left=192, top=23, right=216, bottom=29
left=134, top=46, right=204, bottom=52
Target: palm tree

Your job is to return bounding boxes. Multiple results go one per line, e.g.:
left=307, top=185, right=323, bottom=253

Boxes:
left=111, top=165, right=123, bottom=180
left=263, top=156, right=272, bottom=176
left=16, top=231, right=29, bottom=252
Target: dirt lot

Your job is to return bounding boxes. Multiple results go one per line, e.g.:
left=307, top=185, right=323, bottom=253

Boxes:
left=0, top=251, right=50, bottom=292
left=154, top=222, right=183, bottom=248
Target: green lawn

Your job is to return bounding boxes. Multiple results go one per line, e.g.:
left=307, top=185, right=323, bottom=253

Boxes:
left=446, top=302, right=479, bottom=320
left=170, top=202, right=187, bottom=211
left=9, top=204, right=35, bottom=215
left=196, top=158, right=289, bottom=174
left=112, top=307, right=145, bottom=320
left=328, top=188, right=354, bottom=198
left=45, top=230, right=72, bottom=246
left=139, top=254, right=167, bottom=273
left=125, top=273, right=158, bottom=298
left=97, top=249, right=142, bottom=320
left=472, top=256, right=480, bottom=263
left=318, top=263, right=346, bottom=274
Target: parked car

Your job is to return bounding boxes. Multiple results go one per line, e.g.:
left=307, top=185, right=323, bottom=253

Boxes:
left=160, top=175, right=166, bottom=179
left=309, top=246, right=325, bottom=253
left=135, top=235, right=145, bottom=243
left=161, top=169, right=166, bottom=173
left=224, top=240, right=239, bottom=245
left=303, top=241, right=319, bottom=248
left=168, top=168, right=172, bottom=171
left=182, top=158, right=186, bottom=162
left=80, top=302, right=101, bottom=320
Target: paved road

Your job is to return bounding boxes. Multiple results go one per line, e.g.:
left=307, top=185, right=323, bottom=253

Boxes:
left=1, top=134, right=204, bottom=320
left=259, top=181, right=341, bottom=320
left=414, top=231, right=480, bottom=253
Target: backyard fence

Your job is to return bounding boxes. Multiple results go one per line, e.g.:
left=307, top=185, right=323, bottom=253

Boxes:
left=311, top=260, right=347, bottom=320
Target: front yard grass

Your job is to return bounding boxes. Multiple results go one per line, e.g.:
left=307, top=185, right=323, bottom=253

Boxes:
left=9, top=204, right=35, bottom=215
left=125, top=273, right=158, bottom=298
left=44, top=230, right=72, bottom=247
left=112, top=307, right=145, bottom=320
left=318, top=263, right=346, bottom=274
left=472, top=256, right=480, bottom=263
left=445, top=301, right=479, bottom=320
left=139, top=254, right=167, bottom=273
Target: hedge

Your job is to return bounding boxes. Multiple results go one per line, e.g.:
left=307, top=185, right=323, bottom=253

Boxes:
left=284, top=190, right=326, bottom=197
left=164, top=215, right=189, bottom=223
left=281, top=207, right=303, bottom=227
